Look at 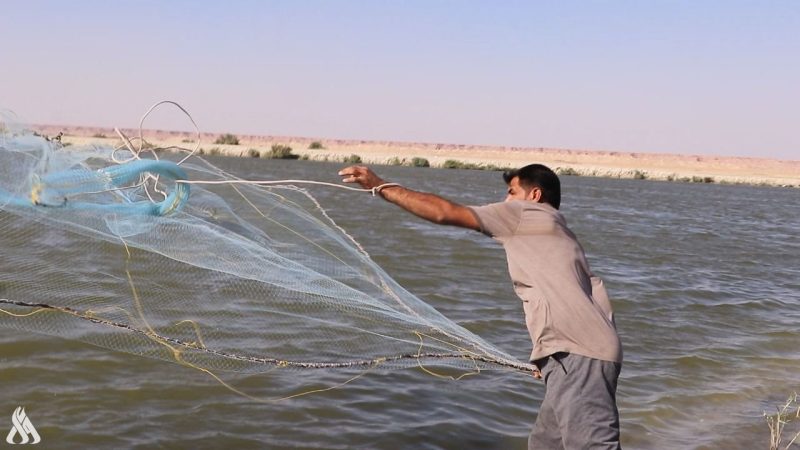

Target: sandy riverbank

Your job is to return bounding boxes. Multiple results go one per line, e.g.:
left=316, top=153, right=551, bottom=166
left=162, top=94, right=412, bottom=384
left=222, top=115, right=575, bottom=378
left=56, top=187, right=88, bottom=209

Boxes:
left=34, top=124, right=800, bottom=188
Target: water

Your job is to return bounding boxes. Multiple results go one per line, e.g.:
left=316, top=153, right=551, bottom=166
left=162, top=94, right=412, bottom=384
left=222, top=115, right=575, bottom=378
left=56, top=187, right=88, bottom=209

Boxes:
left=1, top=157, right=798, bottom=449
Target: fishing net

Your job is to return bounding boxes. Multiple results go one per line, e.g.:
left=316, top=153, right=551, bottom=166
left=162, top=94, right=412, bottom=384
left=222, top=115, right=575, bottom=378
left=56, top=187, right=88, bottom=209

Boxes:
left=0, top=111, right=534, bottom=398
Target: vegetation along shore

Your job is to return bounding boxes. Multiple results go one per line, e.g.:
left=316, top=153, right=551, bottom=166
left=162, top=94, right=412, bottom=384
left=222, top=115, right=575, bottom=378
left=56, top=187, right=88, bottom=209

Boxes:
left=32, top=125, right=800, bottom=188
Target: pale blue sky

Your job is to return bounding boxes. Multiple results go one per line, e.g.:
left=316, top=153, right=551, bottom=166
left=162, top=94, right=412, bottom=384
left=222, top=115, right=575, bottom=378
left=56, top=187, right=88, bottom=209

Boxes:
left=2, top=1, right=798, bottom=159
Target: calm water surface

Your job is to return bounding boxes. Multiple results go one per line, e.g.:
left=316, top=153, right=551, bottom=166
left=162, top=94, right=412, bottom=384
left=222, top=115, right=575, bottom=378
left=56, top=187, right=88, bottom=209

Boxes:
left=1, top=157, right=798, bottom=449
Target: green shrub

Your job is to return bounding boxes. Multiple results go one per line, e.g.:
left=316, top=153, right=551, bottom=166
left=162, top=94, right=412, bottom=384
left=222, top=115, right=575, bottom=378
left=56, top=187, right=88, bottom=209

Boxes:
left=556, top=167, right=580, bottom=176
left=410, top=157, right=430, bottom=168
left=181, top=138, right=194, bottom=144
left=264, top=144, right=299, bottom=160
left=246, top=148, right=261, bottom=158
left=214, top=133, right=240, bottom=145
left=388, top=157, right=404, bottom=166
left=690, top=176, right=714, bottom=183
left=300, top=154, right=310, bottom=160
left=442, top=159, right=484, bottom=170
left=633, top=170, right=648, bottom=180
left=343, top=154, right=362, bottom=164
left=308, top=141, right=324, bottom=149
left=207, top=147, right=221, bottom=156
left=485, top=164, right=512, bottom=172
left=92, top=133, right=107, bottom=139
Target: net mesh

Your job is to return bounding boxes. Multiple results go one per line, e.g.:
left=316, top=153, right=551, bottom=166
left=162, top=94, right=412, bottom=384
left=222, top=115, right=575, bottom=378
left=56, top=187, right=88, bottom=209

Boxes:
left=0, top=119, right=533, bottom=396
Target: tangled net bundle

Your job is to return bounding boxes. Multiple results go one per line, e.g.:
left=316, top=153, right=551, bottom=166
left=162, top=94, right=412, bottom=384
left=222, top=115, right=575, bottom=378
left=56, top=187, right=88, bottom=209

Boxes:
left=0, top=104, right=534, bottom=399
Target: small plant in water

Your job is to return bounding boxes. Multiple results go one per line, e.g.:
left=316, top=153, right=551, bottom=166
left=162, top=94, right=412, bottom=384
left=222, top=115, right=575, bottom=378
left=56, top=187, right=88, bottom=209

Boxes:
left=765, top=392, right=800, bottom=450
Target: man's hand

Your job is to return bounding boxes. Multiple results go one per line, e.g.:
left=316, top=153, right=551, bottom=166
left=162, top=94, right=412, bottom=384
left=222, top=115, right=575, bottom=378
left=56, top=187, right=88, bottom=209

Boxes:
left=533, top=368, right=542, bottom=379
left=338, top=165, right=385, bottom=191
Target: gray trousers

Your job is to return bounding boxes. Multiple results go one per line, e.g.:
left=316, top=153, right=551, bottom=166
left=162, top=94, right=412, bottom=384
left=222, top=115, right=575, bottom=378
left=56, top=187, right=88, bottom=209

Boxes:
left=528, top=352, right=621, bottom=450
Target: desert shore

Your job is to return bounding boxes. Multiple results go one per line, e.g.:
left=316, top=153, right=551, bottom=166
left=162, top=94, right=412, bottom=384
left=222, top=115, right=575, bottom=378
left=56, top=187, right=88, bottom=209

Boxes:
left=35, top=124, right=800, bottom=188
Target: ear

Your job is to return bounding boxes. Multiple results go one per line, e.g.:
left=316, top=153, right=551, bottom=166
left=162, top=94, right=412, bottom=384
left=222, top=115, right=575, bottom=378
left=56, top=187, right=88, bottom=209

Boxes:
left=527, top=187, right=543, bottom=203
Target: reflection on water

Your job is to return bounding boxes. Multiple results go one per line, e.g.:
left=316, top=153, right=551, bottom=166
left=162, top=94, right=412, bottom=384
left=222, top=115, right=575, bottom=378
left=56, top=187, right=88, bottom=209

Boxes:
left=1, top=157, right=797, bottom=449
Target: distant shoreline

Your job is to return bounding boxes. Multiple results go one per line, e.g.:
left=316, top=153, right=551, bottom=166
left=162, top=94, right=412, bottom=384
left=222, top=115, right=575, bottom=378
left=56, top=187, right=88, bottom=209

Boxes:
left=33, top=124, right=800, bottom=188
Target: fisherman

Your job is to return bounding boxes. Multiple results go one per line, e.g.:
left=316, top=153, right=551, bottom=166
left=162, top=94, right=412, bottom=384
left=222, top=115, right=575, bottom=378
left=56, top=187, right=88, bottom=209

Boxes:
left=340, top=163, right=623, bottom=449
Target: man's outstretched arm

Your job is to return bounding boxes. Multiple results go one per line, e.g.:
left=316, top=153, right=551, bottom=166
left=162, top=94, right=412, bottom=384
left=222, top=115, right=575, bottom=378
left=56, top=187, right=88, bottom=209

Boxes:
left=339, top=165, right=480, bottom=230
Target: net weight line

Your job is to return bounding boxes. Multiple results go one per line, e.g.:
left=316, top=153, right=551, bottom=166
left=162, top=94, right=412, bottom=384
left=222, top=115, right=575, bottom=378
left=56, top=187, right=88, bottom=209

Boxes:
left=0, top=298, right=536, bottom=374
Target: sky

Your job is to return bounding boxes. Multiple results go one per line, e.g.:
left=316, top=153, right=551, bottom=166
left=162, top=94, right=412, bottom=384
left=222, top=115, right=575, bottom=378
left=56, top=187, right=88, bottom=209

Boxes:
left=1, top=1, right=798, bottom=160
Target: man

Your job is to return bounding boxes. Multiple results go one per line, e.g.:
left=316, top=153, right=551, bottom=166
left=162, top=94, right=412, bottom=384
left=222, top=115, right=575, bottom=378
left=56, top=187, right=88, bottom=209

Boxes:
left=339, top=163, right=623, bottom=449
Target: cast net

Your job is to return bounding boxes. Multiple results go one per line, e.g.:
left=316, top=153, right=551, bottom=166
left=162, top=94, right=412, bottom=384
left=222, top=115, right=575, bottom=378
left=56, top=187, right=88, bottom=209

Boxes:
left=0, top=106, right=534, bottom=398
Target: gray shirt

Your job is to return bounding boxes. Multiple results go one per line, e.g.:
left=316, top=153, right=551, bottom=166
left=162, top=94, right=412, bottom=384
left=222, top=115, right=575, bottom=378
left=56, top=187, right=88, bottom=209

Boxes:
left=469, top=200, right=622, bottom=363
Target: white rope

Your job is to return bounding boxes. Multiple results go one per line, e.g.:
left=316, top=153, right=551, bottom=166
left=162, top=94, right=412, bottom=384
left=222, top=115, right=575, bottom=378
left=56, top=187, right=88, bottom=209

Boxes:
left=137, top=100, right=201, bottom=166
left=177, top=179, right=401, bottom=197
left=97, top=101, right=403, bottom=200
left=103, top=101, right=203, bottom=203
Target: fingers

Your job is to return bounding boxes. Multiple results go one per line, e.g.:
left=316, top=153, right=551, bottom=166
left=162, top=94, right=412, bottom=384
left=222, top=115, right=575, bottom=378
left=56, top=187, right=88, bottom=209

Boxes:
left=339, top=168, right=359, bottom=184
left=338, top=165, right=380, bottom=189
left=337, top=165, right=363, bottom=177
left=338, top=165, right=387, bottom=192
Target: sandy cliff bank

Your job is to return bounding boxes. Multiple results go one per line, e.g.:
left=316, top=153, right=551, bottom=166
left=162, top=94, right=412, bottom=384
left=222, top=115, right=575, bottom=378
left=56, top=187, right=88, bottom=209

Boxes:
left=31, top=124, right=800, bottom=188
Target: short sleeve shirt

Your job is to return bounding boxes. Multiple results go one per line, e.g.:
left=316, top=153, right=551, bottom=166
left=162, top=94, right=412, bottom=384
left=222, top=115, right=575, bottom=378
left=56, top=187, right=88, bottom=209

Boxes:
left=469, top=200, right=622, bottom=363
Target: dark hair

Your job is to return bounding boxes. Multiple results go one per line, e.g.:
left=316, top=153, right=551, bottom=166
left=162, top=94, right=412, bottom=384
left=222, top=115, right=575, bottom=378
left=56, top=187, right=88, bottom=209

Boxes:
left=502, top=164, right=561, bottom=209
